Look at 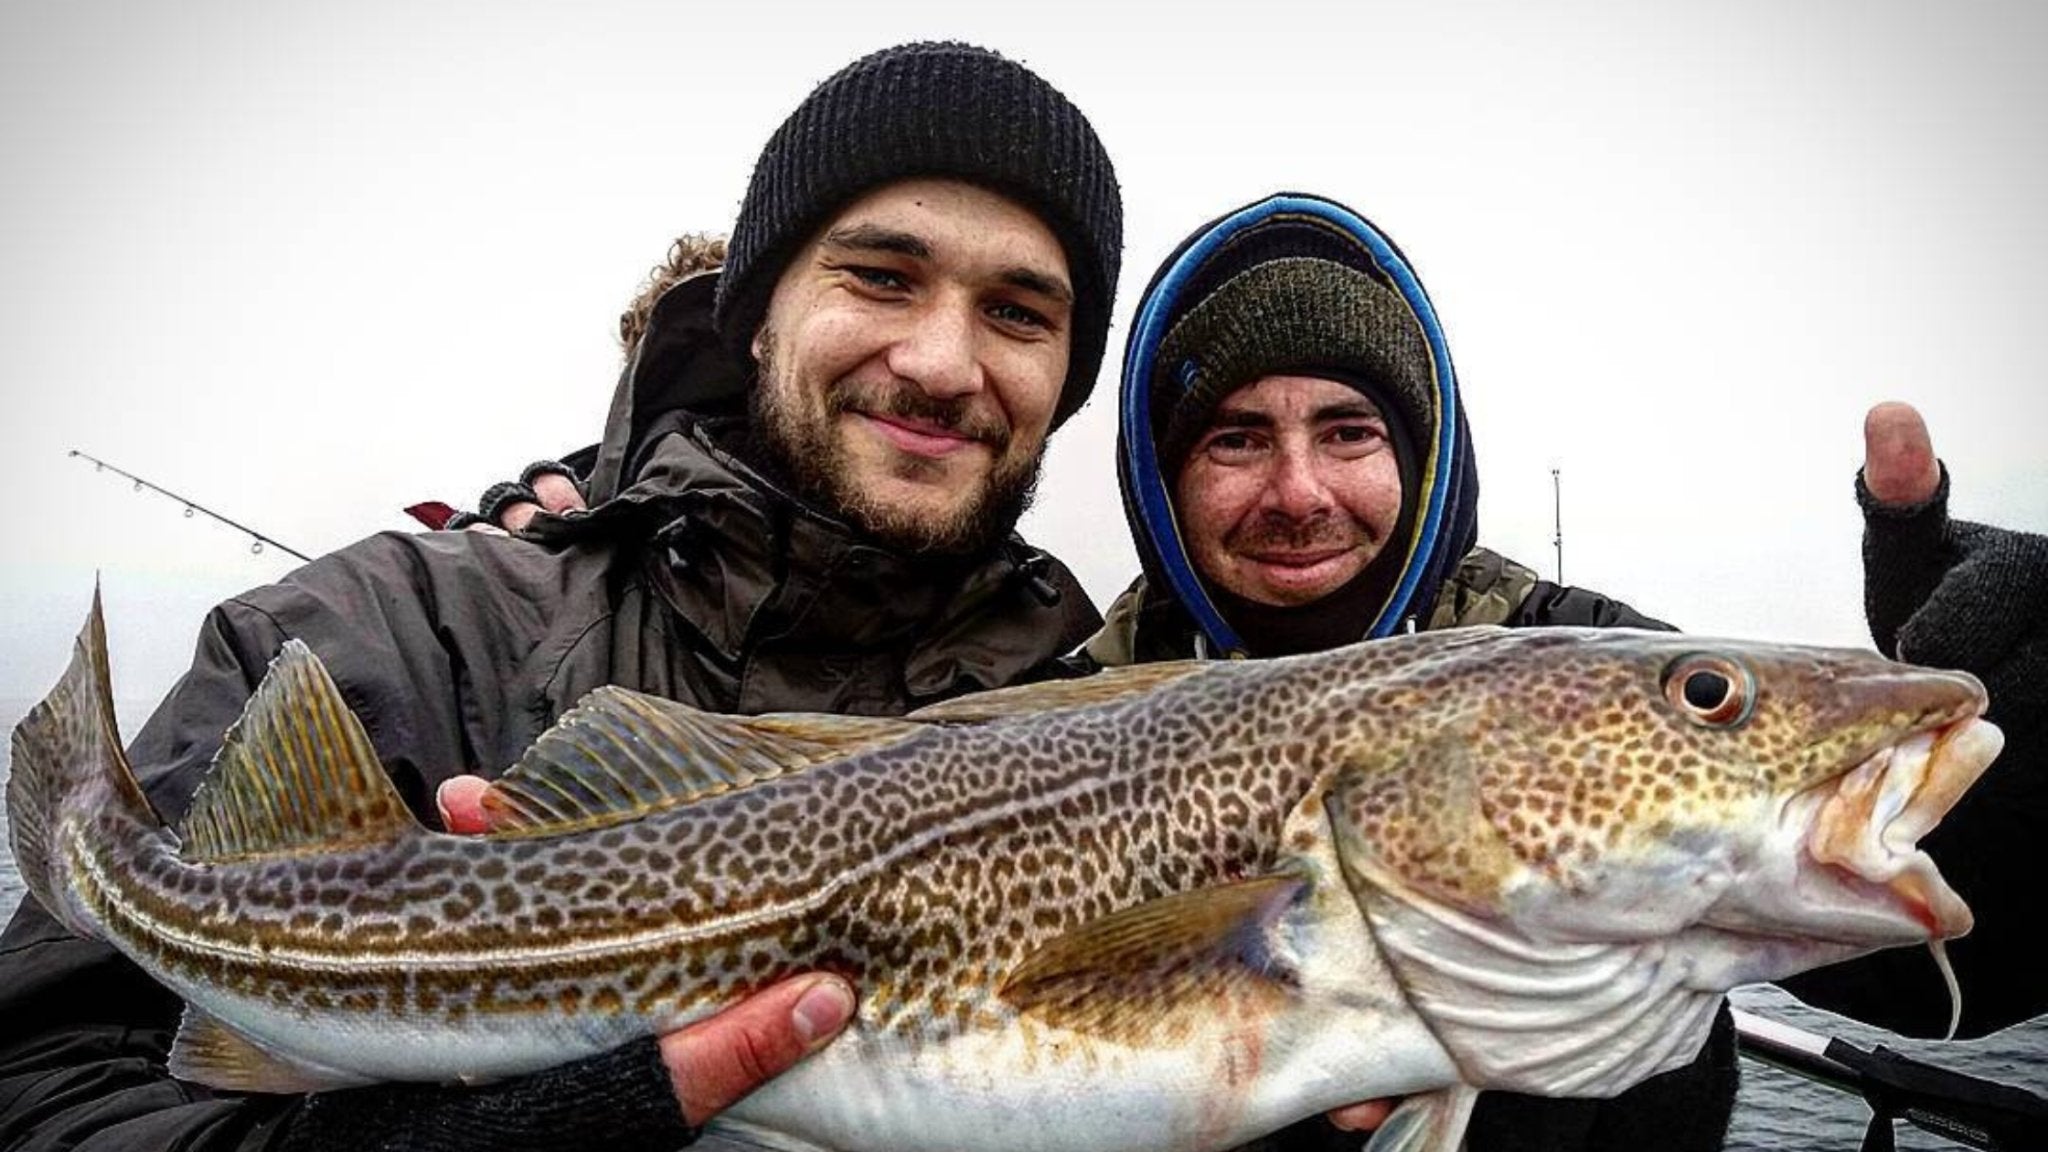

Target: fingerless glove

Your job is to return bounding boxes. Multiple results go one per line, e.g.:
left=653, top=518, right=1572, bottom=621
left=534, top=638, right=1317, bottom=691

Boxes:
left=276, top=1037, right=697, bottom=1152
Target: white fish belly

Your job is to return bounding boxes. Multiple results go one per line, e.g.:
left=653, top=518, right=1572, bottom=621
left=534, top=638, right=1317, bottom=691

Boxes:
left=726, top=998, right=1458, bottom=1152
left=187, top=983, right=657, bottom=1085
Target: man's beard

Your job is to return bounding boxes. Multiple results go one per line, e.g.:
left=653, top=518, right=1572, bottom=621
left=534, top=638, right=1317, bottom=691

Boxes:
left=751, top=332, right=1043, bottom=555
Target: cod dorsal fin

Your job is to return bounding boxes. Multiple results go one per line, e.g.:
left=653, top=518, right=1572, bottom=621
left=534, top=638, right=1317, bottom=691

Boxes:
left=169, top=1005, right=373, bottom=1094
left=178, top=640, right=417, bottom=864
left=905, top=660, right=1212, bottom=725
left=999, top=873, right=1307, bottom=1035
left=483, top=687, right=923, bottom=836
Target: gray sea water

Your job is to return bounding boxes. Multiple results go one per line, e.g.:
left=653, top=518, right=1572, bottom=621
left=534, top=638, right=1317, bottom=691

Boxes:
left=0, top=697, right=2041, bottom=1150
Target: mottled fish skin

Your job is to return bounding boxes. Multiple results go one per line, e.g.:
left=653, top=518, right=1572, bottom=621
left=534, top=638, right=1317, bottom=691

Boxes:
left=7, top=601, right=2000, bottom=1152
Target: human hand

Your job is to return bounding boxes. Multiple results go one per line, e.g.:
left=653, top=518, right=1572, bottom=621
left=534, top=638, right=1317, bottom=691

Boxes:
left=1858, top=402, right=2048, bottom=695
left=661, top=973, right=856, bottom=1124
left=475, top=461, right=591, bottom=533
left=434, top=775, right=855, bottom=1126
left=1326, top=1099, right=1396, bottom=1131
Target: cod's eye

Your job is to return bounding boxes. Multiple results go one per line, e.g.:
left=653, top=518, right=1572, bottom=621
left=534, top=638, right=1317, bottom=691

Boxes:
left=1662, top=654, right=1757, bottom=728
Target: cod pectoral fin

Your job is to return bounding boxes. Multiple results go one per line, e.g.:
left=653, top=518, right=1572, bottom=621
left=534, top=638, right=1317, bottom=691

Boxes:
left=485, top=688, right=925, bottom=836
left=1364, top=1086, right=1478, bottom=1152
left=178, top=641, right=418, bottom=864
left=998, top=874, right=1306, bottom=1035
left=168, top=1006, right=374, bottom=1094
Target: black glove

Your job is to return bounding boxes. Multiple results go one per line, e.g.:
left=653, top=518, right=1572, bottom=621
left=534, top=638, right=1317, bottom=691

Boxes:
left=1859, top=465, right=2048, bottom=716
left=474, top=462, right=585, bottom=530
left=276, top=1037, right=698, bottom=1152
left=476, top=480, right=540, bottom=528
left=518, top=460, right=583, bottom=491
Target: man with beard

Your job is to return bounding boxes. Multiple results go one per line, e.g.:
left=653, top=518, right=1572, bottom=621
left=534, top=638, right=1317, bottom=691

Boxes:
left=0, top=41, right=1120, bottom=1152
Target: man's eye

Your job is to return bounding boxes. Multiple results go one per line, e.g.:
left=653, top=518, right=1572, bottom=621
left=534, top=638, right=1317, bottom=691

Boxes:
left=846, top=266, right=906, bottom=291
left=988, top=301, right=1050, bottom=330
left=1327, top=424, right=1387, bottom=451
left=1205, top=431, right=1258, bottom=456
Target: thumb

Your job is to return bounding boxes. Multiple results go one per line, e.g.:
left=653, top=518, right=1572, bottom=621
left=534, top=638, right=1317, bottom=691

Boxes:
left=660, top=975, right=856, bottom=1125
left=1863, top=402, right=1941, bottom=507
left=434, top=775, right=494, bottom=834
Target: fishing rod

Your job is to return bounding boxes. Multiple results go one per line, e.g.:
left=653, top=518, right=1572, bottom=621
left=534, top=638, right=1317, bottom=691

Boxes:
left=68, top=450, right=313, bottom=562
left=1734, top=1009, right=2048, bottom=1151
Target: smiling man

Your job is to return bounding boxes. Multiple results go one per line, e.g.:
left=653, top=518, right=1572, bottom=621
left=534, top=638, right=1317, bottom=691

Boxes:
left=0, top=40, right=1120, bottom=1152
left=749, top=179, right=1074, bottom=554
left=1173, top=373, right=1403, bottom=611
left=1092, top=193, right=1662, bottom=671
left=1089, top=193, right=1735, bottom=1152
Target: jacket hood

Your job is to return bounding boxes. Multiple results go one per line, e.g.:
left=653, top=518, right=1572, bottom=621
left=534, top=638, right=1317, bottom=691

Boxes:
left=1116, top=192, right=1480, bottom=654
left=584, top=269, right=752, bottom=506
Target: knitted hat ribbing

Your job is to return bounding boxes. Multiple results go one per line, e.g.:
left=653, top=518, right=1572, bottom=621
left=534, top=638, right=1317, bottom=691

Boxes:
left=714, top=41, right=1123, bottom=429
left=1155, top=252, right=1434, bottom=478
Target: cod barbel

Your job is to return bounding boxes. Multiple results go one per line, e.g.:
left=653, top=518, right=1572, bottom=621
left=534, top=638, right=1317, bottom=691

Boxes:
left=8, top=594, right=2003, bottom=1152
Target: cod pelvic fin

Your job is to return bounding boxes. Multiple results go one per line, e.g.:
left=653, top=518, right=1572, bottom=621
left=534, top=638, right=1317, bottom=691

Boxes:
left=168, top=1005, right=373, bottom=1094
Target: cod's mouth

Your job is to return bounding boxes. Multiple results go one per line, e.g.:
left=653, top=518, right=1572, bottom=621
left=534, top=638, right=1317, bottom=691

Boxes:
left=1805, top=717, right=2004, bottom=938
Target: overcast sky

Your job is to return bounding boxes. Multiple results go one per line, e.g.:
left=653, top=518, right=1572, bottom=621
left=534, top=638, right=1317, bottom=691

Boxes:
left=2, top=0, right=2043, bottom=715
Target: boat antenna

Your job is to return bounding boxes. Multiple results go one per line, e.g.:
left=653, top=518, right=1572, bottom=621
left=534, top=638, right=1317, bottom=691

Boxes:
left=1551, top=466, right=1564, bottom=584
left=68, top=449, right=313, bottom=562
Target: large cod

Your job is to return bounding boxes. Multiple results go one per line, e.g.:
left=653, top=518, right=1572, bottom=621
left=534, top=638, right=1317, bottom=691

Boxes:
left=8, top=594, right=2004, bottom=1152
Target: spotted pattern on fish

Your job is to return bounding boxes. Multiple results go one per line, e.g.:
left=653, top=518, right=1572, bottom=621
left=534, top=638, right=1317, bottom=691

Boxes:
left=76, top=628, right=1980, bottom=1042
left=12, top=605, right=2001, bottom=1152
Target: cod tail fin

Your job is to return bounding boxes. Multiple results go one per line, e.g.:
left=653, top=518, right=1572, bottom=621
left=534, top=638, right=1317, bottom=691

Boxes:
left=6, top=586, right=156, bottom=938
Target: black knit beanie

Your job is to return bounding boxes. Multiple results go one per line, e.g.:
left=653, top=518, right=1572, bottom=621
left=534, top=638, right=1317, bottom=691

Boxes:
left=713, top=41, right=1123, bottom=429
left=1153, top=239, right=1436, bottom=479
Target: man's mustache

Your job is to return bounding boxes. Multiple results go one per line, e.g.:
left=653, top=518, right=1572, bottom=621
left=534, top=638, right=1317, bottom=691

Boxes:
left=828, top=380, right=1010, bottom=450
left=1224, top=513, right=1360, bottom=553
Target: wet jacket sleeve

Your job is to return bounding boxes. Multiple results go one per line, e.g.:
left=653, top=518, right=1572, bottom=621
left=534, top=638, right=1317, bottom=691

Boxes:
left=0, top=537, right=698, bottom=1151
left=1779, top=469, right=2048, bottom=1038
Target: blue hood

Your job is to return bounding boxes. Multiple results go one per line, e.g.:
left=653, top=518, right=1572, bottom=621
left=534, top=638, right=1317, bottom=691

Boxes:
left=1115, top=192, right=1481, bottom=654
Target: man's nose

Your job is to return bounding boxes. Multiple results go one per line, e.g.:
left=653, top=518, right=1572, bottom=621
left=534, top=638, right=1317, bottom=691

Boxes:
left=1260, top=443, right=1331, bottom=518
left=886, top=293, right=985, bottom=400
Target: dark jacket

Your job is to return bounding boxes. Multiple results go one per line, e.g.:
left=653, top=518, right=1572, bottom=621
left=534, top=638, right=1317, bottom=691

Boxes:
left=1079, top=548, right=1664, bottom=669
left=0, top=271, right=1100, bottom=1152
left=1105, top=193, right=1732, bottom=1152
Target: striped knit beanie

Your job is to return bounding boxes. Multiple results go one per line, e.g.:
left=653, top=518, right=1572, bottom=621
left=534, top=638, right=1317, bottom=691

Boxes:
left=713, top=41, right=1123, bottom=429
